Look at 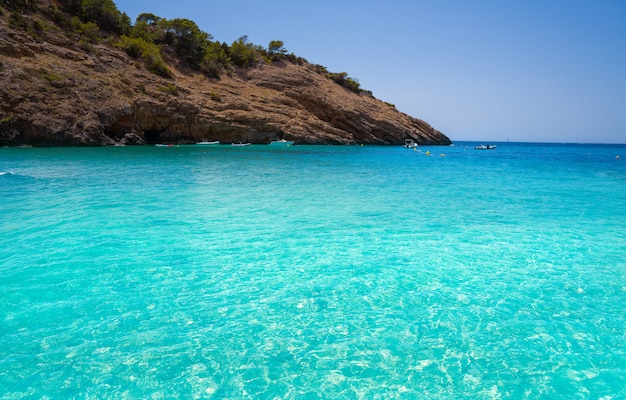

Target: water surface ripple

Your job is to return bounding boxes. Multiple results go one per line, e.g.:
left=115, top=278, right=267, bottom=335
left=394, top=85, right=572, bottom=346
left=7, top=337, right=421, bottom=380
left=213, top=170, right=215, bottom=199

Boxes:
left=1, top=143, right=625, bottom=398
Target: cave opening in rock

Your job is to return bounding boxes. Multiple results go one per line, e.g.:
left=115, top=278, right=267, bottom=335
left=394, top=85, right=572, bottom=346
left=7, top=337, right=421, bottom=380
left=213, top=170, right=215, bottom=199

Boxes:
left=144, top=129, right=163, bottom=144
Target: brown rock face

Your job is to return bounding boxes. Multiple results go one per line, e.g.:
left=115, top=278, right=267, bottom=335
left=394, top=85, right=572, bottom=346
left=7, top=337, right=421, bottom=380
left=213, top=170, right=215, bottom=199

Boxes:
left=0, top=11, right=451, bottom=147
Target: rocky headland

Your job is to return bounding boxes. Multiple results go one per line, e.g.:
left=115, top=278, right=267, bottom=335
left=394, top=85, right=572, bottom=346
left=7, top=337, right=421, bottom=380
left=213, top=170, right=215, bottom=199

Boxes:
left=0, top=3, right=451, bottom=146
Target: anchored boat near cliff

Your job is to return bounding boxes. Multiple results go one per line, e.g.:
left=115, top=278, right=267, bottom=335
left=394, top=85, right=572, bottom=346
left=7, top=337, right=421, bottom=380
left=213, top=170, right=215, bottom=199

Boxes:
left=474, top=144, right=497, bottom=150
left=231, top=142, right=251, bottom=147
left=196, top=141, right=220, bottom=145
left=269, top=139, right=294, bottom=146
left=403, top=139, right=418, bottom=148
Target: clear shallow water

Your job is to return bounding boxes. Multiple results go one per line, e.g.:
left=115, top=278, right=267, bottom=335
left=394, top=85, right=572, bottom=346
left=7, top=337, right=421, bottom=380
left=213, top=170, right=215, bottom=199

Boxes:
left=1, top=142, right=625, bottom=398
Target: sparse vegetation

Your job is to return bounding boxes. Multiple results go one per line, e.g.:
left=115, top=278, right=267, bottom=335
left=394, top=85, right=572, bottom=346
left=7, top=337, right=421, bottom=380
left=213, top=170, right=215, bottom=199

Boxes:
left=42, top=71, right=62, bottom=83
left=313, top=64, right=329, bottom=75
left=266, top=40, right=287, bottom=62
left=30, top=17, right=44, bottom=33
left=8, top=11, right=27, bottom=30
left=118, top=36, right=172, bottom=78
left=7, top=10, right=51, bottom=38
left=327, top=72, right=362, bottom=93
left=77, top=37, right=94, bottom=52
left=158, top=83, right=178, bottom=96
left=229, top=35, right=258, bottom=67
left=11, top=72, right=34, bottom=83
left=56, top=0, right=130, bottom=35
left=208, top=91, right=221, bottom=101
left=2, top=0, right=369, bottom=93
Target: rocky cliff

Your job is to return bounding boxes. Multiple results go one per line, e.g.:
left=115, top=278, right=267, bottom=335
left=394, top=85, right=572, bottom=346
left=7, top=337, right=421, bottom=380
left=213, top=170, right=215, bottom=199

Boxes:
left=0, top=8, right=451, bottom=146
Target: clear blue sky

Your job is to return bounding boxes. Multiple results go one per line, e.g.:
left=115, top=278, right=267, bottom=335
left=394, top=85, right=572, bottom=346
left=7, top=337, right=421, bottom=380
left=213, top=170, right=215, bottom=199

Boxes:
left=114, top=0, right=626, bottom=144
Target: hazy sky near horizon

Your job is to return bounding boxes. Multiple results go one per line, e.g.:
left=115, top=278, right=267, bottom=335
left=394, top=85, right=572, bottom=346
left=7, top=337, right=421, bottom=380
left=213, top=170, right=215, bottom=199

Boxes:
left=114, top=0, right=626, bottom=144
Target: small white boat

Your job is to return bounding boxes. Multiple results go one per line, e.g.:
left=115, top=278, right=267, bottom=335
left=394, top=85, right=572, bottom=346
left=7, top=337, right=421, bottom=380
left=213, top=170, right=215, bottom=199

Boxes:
left=269, top=139, right=294, bottom=146
left=474, top=144, right=497, bottom=150
left=231, top=142, right=251, bottom=147
left=196, top=141, right=220, bottom=145
left=403, top=139, right=418, bottom=148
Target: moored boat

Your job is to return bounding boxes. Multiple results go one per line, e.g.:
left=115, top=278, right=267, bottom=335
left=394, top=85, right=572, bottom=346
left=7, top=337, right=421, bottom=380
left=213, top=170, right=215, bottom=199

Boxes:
left=474, top=144, right=497, bottom=150
left=269, top=139, right=294, bottom=146
left=231, top=142, right=251, bottom=147
left=403, top=139, right=418, bottom=148
left=196, top=141, right=220, bottom=145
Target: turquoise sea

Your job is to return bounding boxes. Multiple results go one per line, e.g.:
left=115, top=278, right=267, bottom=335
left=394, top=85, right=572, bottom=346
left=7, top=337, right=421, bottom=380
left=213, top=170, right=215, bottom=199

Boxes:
left=1, top=142, right=625, bottom=399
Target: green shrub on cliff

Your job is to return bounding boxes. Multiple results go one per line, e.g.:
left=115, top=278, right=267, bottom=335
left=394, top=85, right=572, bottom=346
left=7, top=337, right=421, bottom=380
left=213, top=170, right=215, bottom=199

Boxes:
left=265, top=40, right=287, bottom=61
left=160, top=18, right=209, bottom=67
left=69, top=17, right=99, bottom=40
left=1, top=0, right=36, bottom=11
left=118, top=36, right=142, bottom=58
left=201, top=41, right=230, bottom=77
left=158, top=83, right=178, bottom=96
left=41, top=69, right=63, bottom=83
left=128, top=14, right=229, bottom=77
left=327, top=72, right=362, bottom=93
left=57, top=0, right=130, bottom=35
left=8, top=11, right=27, bottom=29
left=118, top=36, right=171, bottom=78
left=229, top=36, right=258, bottom=67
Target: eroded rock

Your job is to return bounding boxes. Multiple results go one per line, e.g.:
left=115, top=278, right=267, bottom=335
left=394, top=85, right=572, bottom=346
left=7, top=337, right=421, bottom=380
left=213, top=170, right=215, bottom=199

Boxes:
left=0, top=11, right=451, bottom=147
